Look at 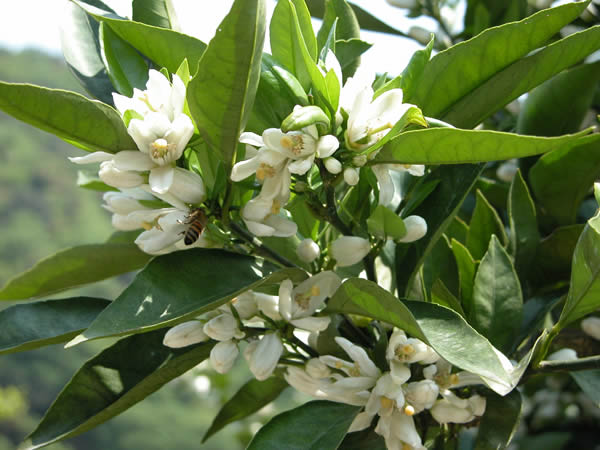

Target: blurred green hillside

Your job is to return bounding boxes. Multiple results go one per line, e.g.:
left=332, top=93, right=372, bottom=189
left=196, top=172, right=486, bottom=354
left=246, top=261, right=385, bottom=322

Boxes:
left=0, top=48, right=296, bottom=450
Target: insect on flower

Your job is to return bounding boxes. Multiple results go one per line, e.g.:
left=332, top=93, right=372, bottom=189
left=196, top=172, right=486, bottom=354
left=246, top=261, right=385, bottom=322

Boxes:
left=182, top=208, right=208, bottom=245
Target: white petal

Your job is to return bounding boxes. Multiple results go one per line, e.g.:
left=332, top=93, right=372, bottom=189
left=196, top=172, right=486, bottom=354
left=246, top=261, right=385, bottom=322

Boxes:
left=240, top=132, right=264, bottom=147
left=149, top=165, right=175, bottom=194
left=330, top=236, right=370, bottom=267
left=247, top=334, right=283, bottom=381
left=163, top=321, right=209, bottom=348
left=334, top=337, right=380, bottom=378
left=288, top=155, right=314, bottom=175
left=113, top=150, right=156, bottom=171
left=168, top=168, right=206, bottom=204
left=316, top=135, right=339, bottom=158
left=290, top=316, right=331, bottom=333
left=582, top=317, right=600, bottom=340
left=166, top=113, right=194, bottom=160
left=264, top=214, right=297, bottom=237
left=372, top=165, right=395, bottom=206
left=203, top=313, right=240, bottom=341
left=68, top=151, right=114, bottom=164
left=210, top=340, right=239, bottom=374
left=278, top=279, right=294, bottom=322
left=398, top=215, right=428, bottom=243
left=231, top=155, right=261, bottom=181
left=348, top=411, right=373, bottom=433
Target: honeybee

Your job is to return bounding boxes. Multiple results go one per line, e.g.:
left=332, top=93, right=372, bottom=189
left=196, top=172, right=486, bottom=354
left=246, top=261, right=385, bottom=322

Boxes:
left=182, top=208, right=208, bottom=245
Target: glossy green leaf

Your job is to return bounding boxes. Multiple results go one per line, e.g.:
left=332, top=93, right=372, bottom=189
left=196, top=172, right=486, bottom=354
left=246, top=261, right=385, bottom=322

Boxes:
left=407, top=1, right=589, bottom=117
left=0, top=241, right=151, bottom=301
left=70, top=249, right=306, bottom=344
left=0, top=81, right=136, bottom=153
left=0, top=298, right=109, bottom=355
left=339, top=429, right=386, bottom=450
left=471, top=236, right=523, bottom=353
left=316, top=0, right=360, bottom=50
left=467, top=190, right=507, bottom=261
left=22, top=331, right=212, bottom=450
left=334, top=39, right=372, bottom=80
left=399, top=35, right=434, bottom=101
left=443, top=25, right=600, bottom=128
left=465, top=0, right=527, bottom=37
left=367, top=205, right=407, bottom=240
left=327, top=278, right=513, bottom=391
left=187, top=0, right=266, bottom=170
left=247, top=400, right=360, bottom=450
left=533, top=225, right=584, bottom=281
left=530, top=135, right=600, bottom=226
left=99, top=22, right=149, bottom=96
left=132, top=0, right=179, bottom=29
left=365, top=106, right=426, bottom=154
left=375, top=128, right=595, bottom=165
left=203, top=377, right=288, bottom=442
left=73, top=0, right=206, bottom=74
left=517, top=62, right=600, bottom=136
left=431, top=279, right=465, bottom=317
left=474, top=390, right=522, bottom=450
left=508, top=170, right=540, bottom=279
left=451, top=239, right=477, bottom=316
left=558, top=210, right=600, bottom=327
left=422, top=235, right=459, bottom=299
left=395, top=164, right=483, bottom=296
left=572, top=370, right=600, bottom=408
left=60, top=2, right=115, bottom=103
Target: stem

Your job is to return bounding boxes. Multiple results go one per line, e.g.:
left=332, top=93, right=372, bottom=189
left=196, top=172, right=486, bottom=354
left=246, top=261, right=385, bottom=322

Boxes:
left=287, top=334, right=319, bottom=358
left=533, top=355, right=600, bottom=374
left=221, top=181, right=233, bottom=227
left=317, top=161, right=352, bottom=235
left=364, top=252, right=377, bottom=283
left=229, top=222, right=299, bottom=268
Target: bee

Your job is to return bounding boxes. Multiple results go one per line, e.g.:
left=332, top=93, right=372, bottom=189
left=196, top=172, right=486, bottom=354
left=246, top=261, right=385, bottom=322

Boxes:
left=182, top=208, right=208, bottom=245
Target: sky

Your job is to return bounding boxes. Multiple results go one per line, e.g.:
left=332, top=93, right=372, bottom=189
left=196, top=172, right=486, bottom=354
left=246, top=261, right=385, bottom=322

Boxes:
left=0, top=0, right=441, bottom=76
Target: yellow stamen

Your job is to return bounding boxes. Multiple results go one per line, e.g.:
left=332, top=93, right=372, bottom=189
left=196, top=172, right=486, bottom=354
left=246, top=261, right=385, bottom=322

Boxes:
left=271, top=200, right=281, bottom=215
left=280, top=134, right=304, bottom=155
left=151, top=138, right=174, bottom=159
left=256, top=163, right=276, bottom=181
left=310, top=285, right=320, bottom=297
left=380, top=397, right=394, bottom=410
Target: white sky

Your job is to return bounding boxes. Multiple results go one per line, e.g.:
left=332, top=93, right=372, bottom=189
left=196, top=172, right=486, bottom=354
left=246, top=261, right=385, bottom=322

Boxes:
left=0, top=0, right=439, bottom=75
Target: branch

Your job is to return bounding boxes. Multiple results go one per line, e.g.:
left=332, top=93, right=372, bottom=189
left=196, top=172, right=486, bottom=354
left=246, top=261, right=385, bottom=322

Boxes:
left=229, top=222, right=299, bottom=269
left=534, top=355, right=600, bottom=374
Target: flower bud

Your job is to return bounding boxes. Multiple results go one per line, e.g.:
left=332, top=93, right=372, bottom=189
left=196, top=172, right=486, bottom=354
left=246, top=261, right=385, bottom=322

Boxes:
left=232, top=291, right=259, bottom=320
left=203, top=313, right=244, bottom=341
left=548, top=348, right=578, bottom=361
left=99, top=161, right=145, bottom=188
left=408, top=26, right=432, bottom=46
left=297, top=238, right=321, bottom=263
left=398, top=215, right=427, bottom=243
left=324, top=157, right=342, bottom=174
left=496, top=159, right=519, bottom=183
left=352, top=155, right=367, bottom=167
left=404, top=380, right=439, bottom=412
left=330, top=236, right=371, bottom=267
left=210, top=340, right=239, bottom=374
left=386, top=0, right=418, bottom=8
left=168, top=168, right=206, bottom=204
left=581, top=316, right=600, bottom=340
left=163, top=321, right=209, bottom=348
left=430, top=398, right=475, bottom=424
left=343, top=167, right=360, bottom=186
left=245, top=333, right=283, bottom=381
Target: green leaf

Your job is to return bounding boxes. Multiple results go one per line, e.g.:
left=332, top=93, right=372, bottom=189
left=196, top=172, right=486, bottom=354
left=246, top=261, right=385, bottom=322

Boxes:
left=365, top=106, right=426, bottom=155
left=0, top=81, right=136, bottom=153
left=0, top=298, right=109, bottom=355
left=60, top=2, right=115, bottom=104
left=471, top=236, right=523, bottom=353
left=530, top=134, right=600, bottom=226
left=466, top=190, right=507, bottom=261
left=327, top=278, right=513, bottom=392
left=203, top=377, right=288, bottom=442
left=187, top=0, right=266, bottom=170
left=532, top=225, right=584, bottom=281
left=99, top=22, right=149, bottom=96
left=443, top=25, right=600, bottom=129
left=316, top=0, right=360, bottom=49
left=22, top=331, right=212, bottom=450
left=474, top=390, right=522, bottom=450
left=132, top=0, right=179, bottom=30
left=508, top=169, right=540, bottom=279
left=399, top=35, right=434, bottom=101
left=451, top=239, right=478, bottom=316
left=422, top=235, right=459, bottom=299
left=571, top=370, right=600, bottom=408
left=431, top=279, right=465, bottom=317
left=70, top=249, right=306, bottom=344
left=339, top=429, right=386, bottom=450
left=376, top=128, right=596, bottom=165
left=395, top=164, right=484, bottom=296
left=334, top=39, right=372, bottom=80
left=516, top=296, right=561, bottom=347
left=73, top=0, right=206, bottom=74
left=367, top=205, right=406, bottom=240
left=517, top=62, right=600, bottom=136
left=407, top=1, right=590, bottom=118
left=0, top=242, right=151, bottom=301
left=247, top=400, right=360, bottom=450
left=558, top=210, right=600, bottom=327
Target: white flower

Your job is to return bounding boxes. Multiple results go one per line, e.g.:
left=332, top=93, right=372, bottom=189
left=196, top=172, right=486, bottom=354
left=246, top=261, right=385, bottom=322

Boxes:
left=210, top=340, right=239, bottom=374
left=581, top=317, right=600, bottom=340
left=365, top=373, right=406, bottom=418
left=244, top=333, right=284, bottom=380
left=386, top=0, right=417, bottom=8
left=305, top=358, right=331, bottom=379
left=102, top=189, right=153, bottom=230
left=375, top=410, right=424, bottom=450
left=430, top=392, right=486, bottom=424
left=321, top=337, right=381, bottom=379
left=399, top=215, right=428, bottom=243
left=203, top=313, right=245, bottom=341
left=387, top=329, right=439, bottom=365
left=496, top=158, right=519, bottom=182
left=296, top=238, right=321, bottom=263
left=372, top=164, right=425, bottom=206
left=99, top=160, right=146, bottom=189
left=330, top=236, right=371, bottom=267
left=278, top=272, right=341, bottom=332
left=163, top=320, right=209, bottom=348
left=404, top=380, right=439, bottom=413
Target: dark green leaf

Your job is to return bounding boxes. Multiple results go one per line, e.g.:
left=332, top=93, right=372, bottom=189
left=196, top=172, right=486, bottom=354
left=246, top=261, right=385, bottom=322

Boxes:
left=422, top=235, right=459, bottom=299
left=132, top=0, right=179, bottom=29
left=532, top=225, right=583, bottom=281
left=508, top=170, right=540, bottom=279
left=376, top=128, right=596, bottom=165
left=60, top=2, right=114, bottom=103
left=395, top=164, right=484, bottom=296
left=471, top=236, right=523, bottom=353
left=431, top=279, right=465, bottom=317
left=73, top=0, right=206, bottom=74
left=516, top=296, right=561, bottom=348
left=99, top=22, right=149, bottom=96
left=247, top=400, right=360, bottom=450
left=0, top=242, right=151, bottom=301
left=466, top=190, right=507, bottom=261
left=517, top=62, right=600, bottom=136
left=443, top=25, right=600, bottom=128
left=0, top=298, right=109, bottom=355
left=571, top=370, right=600, bottom=407
left=203, top=377, right=288, bottom=442
left=367, top=205, right=406, bottom=240
left=0, top=81, right=136, bottom=153
left=22, top=331, right=212, bottom=450
left=327, top=278, right=513, bottom=392
left=70, top=249, right=306, bottom=344
left=558, top=210, right=600, bottom=327
left=408, top=1, right=590, bottom=118
left=340, top=428, right=386, bottom=450
left=334, top=39, right=372, bottom=80
left=187, top=0, right=266, bottom=170
left=474, top=390, right=522, bottom=450
left=316, top=0, right=360, bottom=51
left=530, top=134, right=600, bottom=226
left=451, top=239, right=477, bottom=317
